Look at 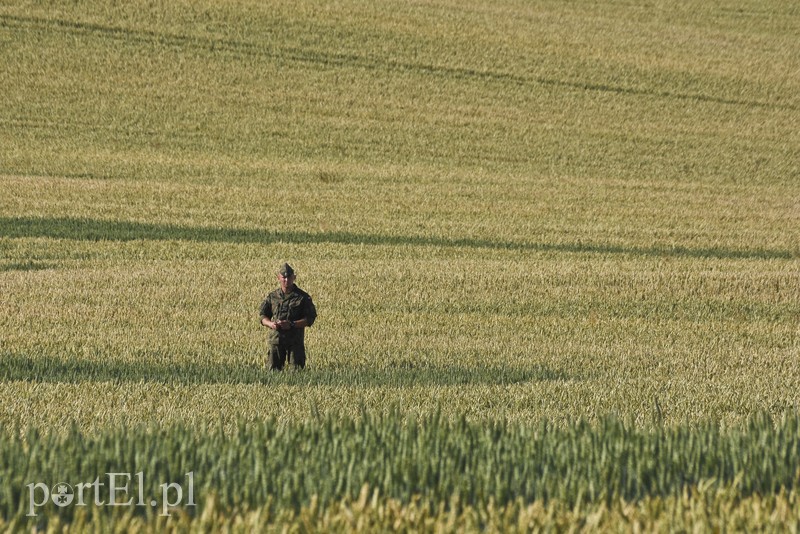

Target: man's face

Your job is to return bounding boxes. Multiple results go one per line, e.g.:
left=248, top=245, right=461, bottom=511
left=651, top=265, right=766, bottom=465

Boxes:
left=278, top=273, right=296, bottom=293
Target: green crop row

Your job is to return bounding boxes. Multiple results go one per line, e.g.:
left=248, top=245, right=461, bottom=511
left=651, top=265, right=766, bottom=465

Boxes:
left=3, top=410, right=800, bottom=528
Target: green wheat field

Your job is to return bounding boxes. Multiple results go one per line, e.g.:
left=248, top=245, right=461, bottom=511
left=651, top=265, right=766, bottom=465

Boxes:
left=1, top=0, right=799, bottom=530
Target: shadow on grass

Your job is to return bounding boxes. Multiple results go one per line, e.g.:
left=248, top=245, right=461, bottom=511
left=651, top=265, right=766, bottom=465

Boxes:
left=1, top=216, right=794, bottom=260
left=0, top=353, right=573, bottom=387
left=0, top=260, right=55, bottom=272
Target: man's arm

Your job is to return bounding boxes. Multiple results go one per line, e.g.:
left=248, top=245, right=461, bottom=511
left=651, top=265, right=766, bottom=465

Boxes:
left=259, top=297, right=277, bottom=329
left=304, top=295, right=317, bottom=327
left=272, top=317, right=309, bottom=331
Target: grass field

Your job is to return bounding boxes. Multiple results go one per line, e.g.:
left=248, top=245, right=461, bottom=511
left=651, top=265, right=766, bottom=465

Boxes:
left=1, top=0, right=799, bottom=530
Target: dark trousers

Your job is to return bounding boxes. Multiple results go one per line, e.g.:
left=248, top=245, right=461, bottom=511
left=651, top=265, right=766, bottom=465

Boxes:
left=269, top=343, right=306, bottom=370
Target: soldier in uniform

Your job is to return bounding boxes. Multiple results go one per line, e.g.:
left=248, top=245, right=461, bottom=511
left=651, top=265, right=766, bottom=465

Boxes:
left=259, top=263, right=317, bottom=370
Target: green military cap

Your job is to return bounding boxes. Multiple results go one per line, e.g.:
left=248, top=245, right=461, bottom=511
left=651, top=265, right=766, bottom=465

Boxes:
left=279, top=263, right=295, bottom=277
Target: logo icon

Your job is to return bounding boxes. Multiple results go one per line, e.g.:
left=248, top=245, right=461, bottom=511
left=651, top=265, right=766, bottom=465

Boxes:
left=51, top=483, right=74, bottom=507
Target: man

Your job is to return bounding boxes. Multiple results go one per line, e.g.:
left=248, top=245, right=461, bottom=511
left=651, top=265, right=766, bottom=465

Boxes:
left=259, top=263, right=317, bottom=370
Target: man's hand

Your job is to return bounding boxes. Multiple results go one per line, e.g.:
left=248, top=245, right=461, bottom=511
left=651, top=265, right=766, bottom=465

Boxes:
left=274, top=320, right=291, bottom=331
left=262, top=317, right=280, bottom=330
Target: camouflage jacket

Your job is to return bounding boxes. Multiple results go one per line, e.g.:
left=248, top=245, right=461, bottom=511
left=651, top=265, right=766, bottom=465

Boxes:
left=259, top=286, right=317, bottom=346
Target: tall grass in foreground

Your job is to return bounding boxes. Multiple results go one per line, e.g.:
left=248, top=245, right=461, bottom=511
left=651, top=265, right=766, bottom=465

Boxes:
left=5, top=487, right=800, bottom=533
left=3, top=410, right=800, bottom=529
